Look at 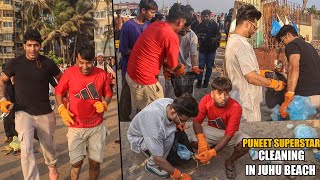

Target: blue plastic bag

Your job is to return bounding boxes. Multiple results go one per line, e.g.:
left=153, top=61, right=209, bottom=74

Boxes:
left=292, top=19, right=299, bottom=34
left=294, top=124, right=318, bottom=139
left=177, top=143, right=191, bottom=160
left=271, top=104, right=282, bottom=121
left=271, top=19, right=281, bottom=37
left=287, top=96, right=317, bottom=120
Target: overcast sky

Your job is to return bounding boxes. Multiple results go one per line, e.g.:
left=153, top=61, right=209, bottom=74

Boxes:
left=113, top=0, right=320, bottom=13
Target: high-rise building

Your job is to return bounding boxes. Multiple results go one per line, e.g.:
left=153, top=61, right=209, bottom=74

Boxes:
left=91, top=0, right=114, bottom=57
left=0, top=0, right=23, bottom=64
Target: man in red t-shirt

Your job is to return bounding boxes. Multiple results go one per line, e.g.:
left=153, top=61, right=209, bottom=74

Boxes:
left=188, top=77, right=250, bottom=179
left=55, top=43, right=112, bottom=180
left=126, top=3, right=188, bottom=112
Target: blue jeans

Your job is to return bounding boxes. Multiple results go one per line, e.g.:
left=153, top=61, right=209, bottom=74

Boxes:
left=197, top=51, right=216, bottom=84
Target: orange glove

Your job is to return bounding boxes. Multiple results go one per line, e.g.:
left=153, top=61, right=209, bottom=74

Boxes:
left=164, top=68, right=172, bottom=80
left=280, top=91, right=294, bottom=118
left=176, top=123, right=186, bottom=131
left=195, top=148, right=216, bottom=164
left=196, top=133, right=210, bottom=154
left=191, top=66, right=203, bottom=74
left=267, top=79, right=285, bottom=91
left=93, top=101, right=108, bottom=113
left=0, top=99, right=13, bottom=113
left=173, top=64, right=186, bottom=76
left=58, top=104, right=75, bottom=126
left=170, top=168, right=192, bottom=180
left=259, top=69, right=273, bottom=77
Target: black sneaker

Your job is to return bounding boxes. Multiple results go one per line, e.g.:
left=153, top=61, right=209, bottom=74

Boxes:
left=202, top=82, right=209, bottom=88
left=196, top=81, right=202, bottom=88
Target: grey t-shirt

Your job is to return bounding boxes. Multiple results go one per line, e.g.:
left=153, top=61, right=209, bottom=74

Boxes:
left=178, top=30, right=198, bottom=72
left=127, top=98, right=177, bottom=156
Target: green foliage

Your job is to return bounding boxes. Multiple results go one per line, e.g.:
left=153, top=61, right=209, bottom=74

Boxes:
left=40, top=51, right=63, bottom=64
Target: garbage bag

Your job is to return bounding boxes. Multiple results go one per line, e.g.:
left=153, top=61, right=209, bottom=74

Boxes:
left=9, top=136, right=20, bottom=152
left=294, top=124, right=318, bottom=139
left=271, top=19, right=282, bottom=37
left=287, top=96, right=317, bottom=120
left=271, top=104, right=282, bottom=121
left=177, top=143, right=191, bottom=160
left=265, top=72, right=286, bottom=109
left=292, top=20, right=299, bottom=34
left=171, top=72, right=198, bottom=97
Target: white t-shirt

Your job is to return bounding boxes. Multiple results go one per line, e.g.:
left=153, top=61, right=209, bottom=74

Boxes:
left=127, top=98, right=177, bottom=156
left=178, top=30, right=198, bottom=72
left=225, top=34, right=262, bottom=110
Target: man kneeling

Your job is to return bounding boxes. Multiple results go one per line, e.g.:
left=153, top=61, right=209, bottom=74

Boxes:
left=127, top=93, right=198, bottom=179
left=189, top=77, right=250, bottom=179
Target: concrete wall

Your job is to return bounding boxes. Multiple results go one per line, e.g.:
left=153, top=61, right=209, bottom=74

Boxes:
left=299, top=24, right=313, bottom=42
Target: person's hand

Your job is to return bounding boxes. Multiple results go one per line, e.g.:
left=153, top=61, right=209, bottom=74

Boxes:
left=170, top=168, right=192, bottom=180
left=280, top=91, right=294, bottom=118
left=191, top=66, right=203, bottom=74
left=196, top=133, right=210, bottom=154
left=164, top=68, right=172, bottom=80
left=0, top=99, right=12, bottom=113
left=93, top=101, right=108, bottom=113
left=176, top=123, right=186, bottom=131
left=173, top=64, right=186, bottom=76
left=58, top=104, right=75, bottom=126
left=195, top=148, right=216, bottom=164
left=267, top=79, right=285, bottom=91
left=259, top=69, right=273, bottom=77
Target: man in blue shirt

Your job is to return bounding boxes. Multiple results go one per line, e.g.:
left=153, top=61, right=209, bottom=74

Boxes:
left=119, top=0, right=158, bottom=122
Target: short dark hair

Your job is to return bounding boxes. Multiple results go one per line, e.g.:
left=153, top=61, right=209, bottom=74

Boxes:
left=171, top=93, right=198, bottom=117
left=116, top=9, right=121, bottom=14
left=150, top=13, right=164, bottom=23
left=139, top=0, right=158, bottom=12
left=201, top=9, right=211, bottom=16
left=276, top=25, right=298, bottom=42
left=211, top=77, right=232, bottom=92
left=23, top=29, right=42, bottom=44
left=76, top=41, right=95, bottom=61
left=167, top=3, right=188, bottom=23
left=236, top=4, right=261, bottom=26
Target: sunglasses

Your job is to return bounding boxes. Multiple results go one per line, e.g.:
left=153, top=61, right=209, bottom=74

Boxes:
left=247, top=20, right=258, bottom=31
left=279, top=35, right=287, bottom=45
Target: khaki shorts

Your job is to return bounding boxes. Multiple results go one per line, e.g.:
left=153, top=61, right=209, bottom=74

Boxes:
left=67, top=123, right=106, bottom=164
left=189, top=125, right=250, bottom=147
left=126, top=74, right=164, bottom=110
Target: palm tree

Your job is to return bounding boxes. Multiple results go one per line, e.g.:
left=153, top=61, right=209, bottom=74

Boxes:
left=39, top=0, right=97, bottom=63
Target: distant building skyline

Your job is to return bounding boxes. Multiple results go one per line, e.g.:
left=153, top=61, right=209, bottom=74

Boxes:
left=113, top=0, right=320, bottom=13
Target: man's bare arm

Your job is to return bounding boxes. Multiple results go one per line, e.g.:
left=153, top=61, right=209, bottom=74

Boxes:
left=286, top=54, right=300, bottom=92
left=245, top=71, right=271, bottom=87
left=0, top=73, right=10, bottom=99
left=190, top=54, right=198, bottom=67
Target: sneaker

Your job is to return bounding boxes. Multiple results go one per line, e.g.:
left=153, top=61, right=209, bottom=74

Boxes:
left=196, top=81, right=202, bottom=89
left=145, top=163, right=169, bottom=178
left=202, top=82, right=209, bottom=88
left=48, top=165, right=59, bottom=180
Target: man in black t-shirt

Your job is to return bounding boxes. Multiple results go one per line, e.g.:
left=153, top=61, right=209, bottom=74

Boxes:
left=0, top=29, right=62, bottom=180
left=276, top=25, right=320, bottom=119
left=194, top=9, right=221, bottom=88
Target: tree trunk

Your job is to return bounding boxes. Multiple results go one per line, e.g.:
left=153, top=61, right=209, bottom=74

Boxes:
left=73, top=35, right=78, bottom=63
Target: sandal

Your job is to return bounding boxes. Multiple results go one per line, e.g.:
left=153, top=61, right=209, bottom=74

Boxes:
left=225, top=161, right=236, bottom=179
